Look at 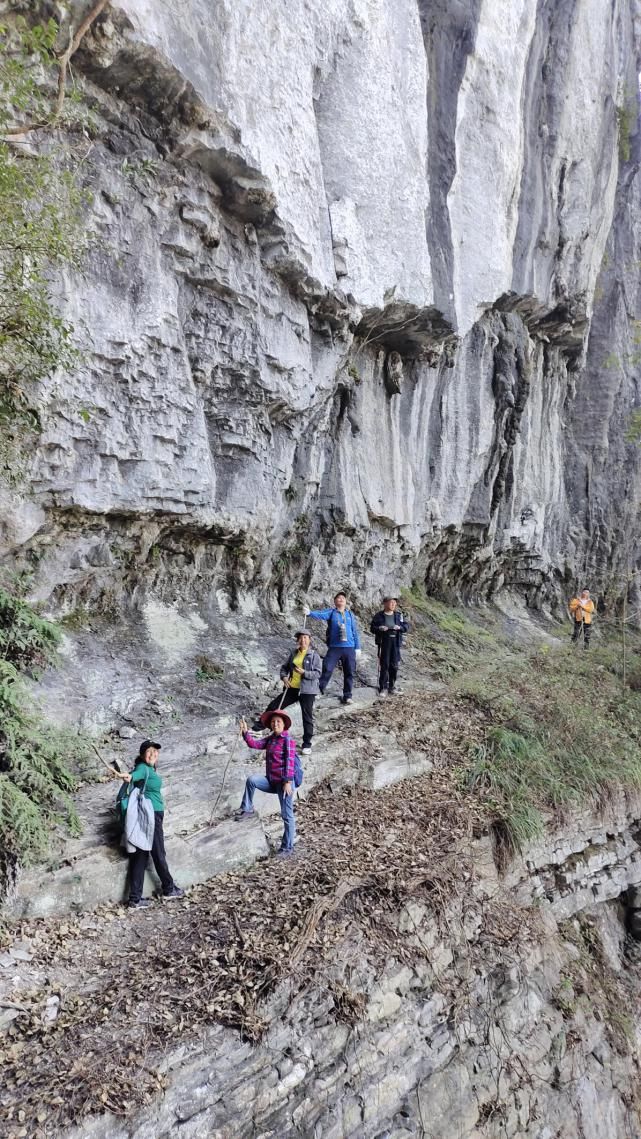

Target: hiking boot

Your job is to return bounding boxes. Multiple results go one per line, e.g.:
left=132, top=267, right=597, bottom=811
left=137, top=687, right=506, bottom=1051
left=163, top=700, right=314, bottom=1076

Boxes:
left=377, top=689, right=387, bottom=699
left=388, top=688, right=396, bottom=697
left=162, top=886, right=185, bottom=901
left=301, top=745, right=312, bottom=755
left=341, top=696, right=353, bottom=705
left=128, top=898, right=152, bottom=910
left=234, top=808, right=255, bottom=821
left=276, top=847, right=295, bottom=859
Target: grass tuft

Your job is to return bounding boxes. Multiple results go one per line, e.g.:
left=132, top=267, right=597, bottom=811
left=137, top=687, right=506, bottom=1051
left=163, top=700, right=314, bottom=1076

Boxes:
left=406, top=584, right=641, bottom=860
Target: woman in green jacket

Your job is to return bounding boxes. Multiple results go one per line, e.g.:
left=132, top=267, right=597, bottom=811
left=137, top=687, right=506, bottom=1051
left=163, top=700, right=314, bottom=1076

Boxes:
left=122, top=739, right=184, bottom=909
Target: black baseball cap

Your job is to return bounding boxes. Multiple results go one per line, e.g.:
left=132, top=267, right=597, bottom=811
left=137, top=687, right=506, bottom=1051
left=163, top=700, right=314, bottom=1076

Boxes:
left=138, top=739, right=161, bottom=756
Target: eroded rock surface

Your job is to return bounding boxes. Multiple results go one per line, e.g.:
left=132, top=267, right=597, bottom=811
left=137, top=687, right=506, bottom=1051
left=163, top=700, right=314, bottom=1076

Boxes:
left=2, top=0, right=641, bottom=613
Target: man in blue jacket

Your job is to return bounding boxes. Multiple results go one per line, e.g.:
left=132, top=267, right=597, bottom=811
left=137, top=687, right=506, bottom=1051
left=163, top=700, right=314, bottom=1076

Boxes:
left=304, top=591, right=361, bottom=704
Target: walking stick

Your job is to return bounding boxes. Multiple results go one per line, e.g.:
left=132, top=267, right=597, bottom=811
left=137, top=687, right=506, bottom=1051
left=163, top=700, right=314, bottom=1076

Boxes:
left=91, top=742, right=126, bottom=779
left=207, top=678, right=289, bottom=830
left=207, top=734, right=241, bottom=826
left=195, top=629, right=301, bottom=839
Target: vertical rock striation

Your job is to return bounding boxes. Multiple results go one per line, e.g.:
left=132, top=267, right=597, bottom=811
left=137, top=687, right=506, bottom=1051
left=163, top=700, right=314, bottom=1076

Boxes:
left=1, top=0, right=641, bottom=612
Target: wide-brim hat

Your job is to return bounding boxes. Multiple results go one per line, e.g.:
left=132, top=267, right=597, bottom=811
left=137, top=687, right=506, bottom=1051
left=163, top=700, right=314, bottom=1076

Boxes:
left=260, top=709, right=292, bottom=731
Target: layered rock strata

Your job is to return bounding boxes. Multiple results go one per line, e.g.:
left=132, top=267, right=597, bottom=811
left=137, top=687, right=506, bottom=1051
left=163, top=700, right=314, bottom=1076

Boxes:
left=2, top=0, right=641, bottom=612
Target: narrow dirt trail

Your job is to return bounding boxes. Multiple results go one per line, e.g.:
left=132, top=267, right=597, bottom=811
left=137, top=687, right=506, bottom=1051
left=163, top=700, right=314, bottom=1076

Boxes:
left=0, top=692, right=514, bottom=1137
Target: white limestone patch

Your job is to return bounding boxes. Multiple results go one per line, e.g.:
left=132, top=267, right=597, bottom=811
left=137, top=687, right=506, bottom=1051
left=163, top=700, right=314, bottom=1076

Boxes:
left=448, top=0, right=537, bottom=334
left=142, top=599, right=208, bottom=665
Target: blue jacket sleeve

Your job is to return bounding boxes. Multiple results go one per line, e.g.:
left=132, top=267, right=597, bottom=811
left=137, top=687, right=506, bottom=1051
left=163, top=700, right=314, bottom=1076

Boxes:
left=350, top=613, right=361, bottom=650
left=308, top=608, right=333, bottom=620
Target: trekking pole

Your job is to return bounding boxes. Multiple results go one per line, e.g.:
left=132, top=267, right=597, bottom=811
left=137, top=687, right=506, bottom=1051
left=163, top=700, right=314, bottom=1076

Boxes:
left=189, top=727, right=244, bottom=840
left=207, top=734, right=241, bottom=826
left=91, top=742, right=126, bottom=779
left=205, top=678, right=288, bottom=831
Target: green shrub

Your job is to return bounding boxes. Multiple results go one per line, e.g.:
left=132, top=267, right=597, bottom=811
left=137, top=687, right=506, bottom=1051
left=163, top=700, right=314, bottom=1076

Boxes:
left=195, top=654, right=224, bottom=681
left=616, top=101, right=636, bottom=163
left=0, top=588, right=83, bottom=889
left=0, top=16, right=88, bottom=469
left=0, top=586, right=60, bottom=670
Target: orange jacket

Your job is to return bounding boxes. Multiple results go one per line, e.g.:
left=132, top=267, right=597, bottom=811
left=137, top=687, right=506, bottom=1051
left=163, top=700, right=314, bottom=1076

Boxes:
left=569, top=597, right=595, bottom=625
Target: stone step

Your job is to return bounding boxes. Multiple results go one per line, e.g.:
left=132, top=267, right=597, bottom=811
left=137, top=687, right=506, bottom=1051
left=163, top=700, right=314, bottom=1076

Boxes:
left=4, top=685, right=437, bottom=919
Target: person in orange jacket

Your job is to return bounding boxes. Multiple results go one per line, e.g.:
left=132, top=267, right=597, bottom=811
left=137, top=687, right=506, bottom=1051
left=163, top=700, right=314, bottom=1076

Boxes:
left=569, top=588, right=596, bottom=648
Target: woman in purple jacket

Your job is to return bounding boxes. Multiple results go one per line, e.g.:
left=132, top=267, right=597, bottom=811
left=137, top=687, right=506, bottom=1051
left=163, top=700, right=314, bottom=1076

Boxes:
left=235, top=710, right=297, bottom=856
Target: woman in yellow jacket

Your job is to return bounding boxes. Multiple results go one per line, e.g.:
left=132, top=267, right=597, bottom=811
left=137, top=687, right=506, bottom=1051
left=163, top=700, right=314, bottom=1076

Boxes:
left=569, top=589, right=595, bottom=648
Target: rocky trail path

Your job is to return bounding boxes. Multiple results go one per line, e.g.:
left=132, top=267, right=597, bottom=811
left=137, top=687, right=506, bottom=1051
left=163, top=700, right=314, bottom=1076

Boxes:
left=0, top=687, right=514, bottom=1138
left=5, top=662, right=447, bottom=919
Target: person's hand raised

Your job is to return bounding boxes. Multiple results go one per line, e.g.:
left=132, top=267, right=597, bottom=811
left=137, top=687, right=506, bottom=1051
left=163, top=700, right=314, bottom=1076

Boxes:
left=239, top=717, right=248, bottom=735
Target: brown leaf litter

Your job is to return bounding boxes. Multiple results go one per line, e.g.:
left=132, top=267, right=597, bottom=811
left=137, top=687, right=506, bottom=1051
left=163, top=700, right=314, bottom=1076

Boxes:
left=0, top=695, right=537, bottom=1136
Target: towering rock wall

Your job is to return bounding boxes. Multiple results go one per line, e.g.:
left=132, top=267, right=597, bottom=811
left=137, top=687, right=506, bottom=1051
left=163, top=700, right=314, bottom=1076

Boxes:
left=2, top=0, right=641, bottom=611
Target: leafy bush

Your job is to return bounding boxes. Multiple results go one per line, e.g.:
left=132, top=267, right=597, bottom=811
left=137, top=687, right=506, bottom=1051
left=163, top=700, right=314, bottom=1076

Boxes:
left=0, top=586, right=60, bottom=670
left=0, top=15, right=88, bottom=467
left=0, top=588, right=82, bottom=889
left=616, top=100, right=636, bottom=163
left=195, top=654, right=224, bottom=681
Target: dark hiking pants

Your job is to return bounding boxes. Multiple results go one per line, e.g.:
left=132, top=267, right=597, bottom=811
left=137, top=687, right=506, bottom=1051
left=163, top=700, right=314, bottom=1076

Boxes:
left=378, top=635, right=400, bottom=692
left=571, top=621, right=591, bottom=648
left=264, top=688, right=316, bottom=747
left=129, top=811, right=175, bottom=903
left=320, top=647, right=356, bottom=698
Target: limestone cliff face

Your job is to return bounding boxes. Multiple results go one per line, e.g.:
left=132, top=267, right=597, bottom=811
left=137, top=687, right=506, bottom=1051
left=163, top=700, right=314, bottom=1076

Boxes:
left=2, top=0, right=641, bottom=610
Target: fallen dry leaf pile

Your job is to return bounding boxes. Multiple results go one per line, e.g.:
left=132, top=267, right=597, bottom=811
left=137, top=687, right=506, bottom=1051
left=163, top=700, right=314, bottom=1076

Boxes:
left=0, top=695, right=526, bottom=1137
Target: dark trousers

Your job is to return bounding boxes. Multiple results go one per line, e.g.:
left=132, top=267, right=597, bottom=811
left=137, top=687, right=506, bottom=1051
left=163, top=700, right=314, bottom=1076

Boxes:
left=572, top=621, right=592, bottom=647
left=128, top=811, right=175, bottom=903
left=378, top=636, right=400, bottom=692
left=320, top=647, right=356, bottom=698
left=265, top=688, right=316, bottom=747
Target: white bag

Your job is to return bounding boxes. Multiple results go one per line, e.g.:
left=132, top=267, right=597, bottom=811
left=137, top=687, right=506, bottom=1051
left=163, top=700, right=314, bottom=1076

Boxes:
left=125, top=785, right=155, bottom=852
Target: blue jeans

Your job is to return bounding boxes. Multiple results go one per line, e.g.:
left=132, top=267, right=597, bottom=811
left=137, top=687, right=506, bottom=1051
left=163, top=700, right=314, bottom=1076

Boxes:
left=320, top=646, right=356, bottom=698
left=241, top=775, right=296, bottom=850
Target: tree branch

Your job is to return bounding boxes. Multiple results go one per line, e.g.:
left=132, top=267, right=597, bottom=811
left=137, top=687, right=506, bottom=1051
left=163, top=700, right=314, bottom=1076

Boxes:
left=5, top=0, right=109, bottom=137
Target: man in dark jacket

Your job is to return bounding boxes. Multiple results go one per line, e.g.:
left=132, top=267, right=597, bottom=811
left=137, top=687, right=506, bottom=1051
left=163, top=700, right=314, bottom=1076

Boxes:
left=370, top=596, right=409, bottom=697
left=256, top=630, right=321, bottom=754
